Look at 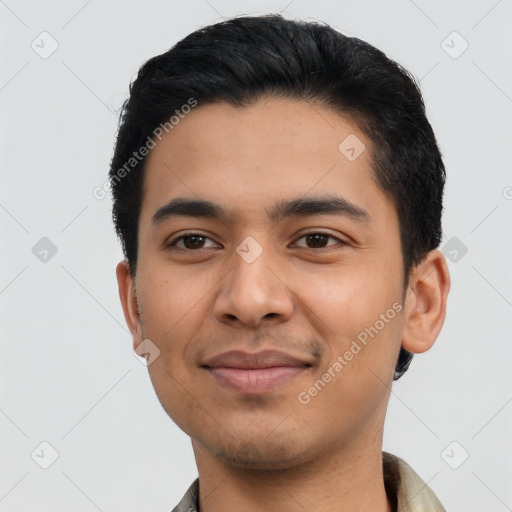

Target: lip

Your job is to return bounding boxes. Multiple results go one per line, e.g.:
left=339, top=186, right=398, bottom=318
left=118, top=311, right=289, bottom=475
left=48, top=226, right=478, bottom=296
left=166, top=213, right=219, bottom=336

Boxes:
left=202, top=349, right=312, bottom=394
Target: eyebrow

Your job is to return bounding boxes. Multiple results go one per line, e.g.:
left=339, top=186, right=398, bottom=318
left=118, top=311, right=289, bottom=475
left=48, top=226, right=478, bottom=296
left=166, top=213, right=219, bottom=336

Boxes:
left=151, top=195, right=370, bottom=227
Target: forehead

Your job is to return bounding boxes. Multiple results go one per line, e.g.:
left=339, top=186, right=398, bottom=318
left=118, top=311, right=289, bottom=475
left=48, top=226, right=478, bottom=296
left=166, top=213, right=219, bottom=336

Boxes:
left=139, top=97, right=393, bottom=228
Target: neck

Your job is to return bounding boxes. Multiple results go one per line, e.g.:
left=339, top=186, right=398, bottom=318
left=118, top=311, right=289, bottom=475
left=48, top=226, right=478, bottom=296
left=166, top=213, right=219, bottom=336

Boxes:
left=192, top=434, right=393, bottom=512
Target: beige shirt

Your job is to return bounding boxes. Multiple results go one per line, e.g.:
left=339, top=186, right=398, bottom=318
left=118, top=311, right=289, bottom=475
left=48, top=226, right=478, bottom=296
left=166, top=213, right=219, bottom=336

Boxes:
left=171, top=452, right=445, bottom=512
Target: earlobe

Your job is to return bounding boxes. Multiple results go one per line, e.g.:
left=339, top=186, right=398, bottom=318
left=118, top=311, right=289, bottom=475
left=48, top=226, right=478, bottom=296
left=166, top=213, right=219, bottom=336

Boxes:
left=401, top=250, right=451, bottom=354
left=116, top=260, right=143, bottom=350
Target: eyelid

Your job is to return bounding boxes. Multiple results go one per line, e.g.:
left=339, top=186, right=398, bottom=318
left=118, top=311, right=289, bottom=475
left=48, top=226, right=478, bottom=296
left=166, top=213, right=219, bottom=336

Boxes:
left=165, top=230, right=347, bottom=251
left=165, top=231, right=221, bottom=249
left=290, top=230, right=347, bottom=249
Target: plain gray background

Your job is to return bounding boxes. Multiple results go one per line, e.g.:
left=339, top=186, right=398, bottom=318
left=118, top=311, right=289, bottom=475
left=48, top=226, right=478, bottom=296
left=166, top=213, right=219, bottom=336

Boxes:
left=1, top=0, right=511, bottom=511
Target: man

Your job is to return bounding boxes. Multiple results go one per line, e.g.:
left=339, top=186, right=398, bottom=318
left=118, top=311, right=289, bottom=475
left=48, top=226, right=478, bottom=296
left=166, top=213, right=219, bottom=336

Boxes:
left=110, top=14, right=450, bottom=512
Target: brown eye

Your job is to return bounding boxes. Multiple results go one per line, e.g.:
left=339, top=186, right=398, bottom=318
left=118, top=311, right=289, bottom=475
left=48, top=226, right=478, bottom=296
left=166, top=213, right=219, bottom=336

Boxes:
left=305, top=234, right=329, bottom=248
left=294, top=232, right=345, bottom=250
left=181, top=235, right=207, bottom=249
left=166, top=233, right=219, bottom=251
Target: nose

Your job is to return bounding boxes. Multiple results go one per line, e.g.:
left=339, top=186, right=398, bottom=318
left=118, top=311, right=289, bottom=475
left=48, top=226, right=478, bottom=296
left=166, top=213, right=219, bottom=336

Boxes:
left=212, top=243, right=294, bottom=329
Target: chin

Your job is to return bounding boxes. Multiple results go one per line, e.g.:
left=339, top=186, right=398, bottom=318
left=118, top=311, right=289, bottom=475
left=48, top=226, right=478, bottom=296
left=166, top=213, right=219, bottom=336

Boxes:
left=195, top=430, right=310, bottom=471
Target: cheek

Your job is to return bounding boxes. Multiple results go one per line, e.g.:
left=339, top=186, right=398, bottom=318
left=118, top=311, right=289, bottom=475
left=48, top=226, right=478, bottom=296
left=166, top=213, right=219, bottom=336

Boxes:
left=294, top=260, right=400, bottom=334
left=138, top=266, right=208, bottom=334
left=298, top=304, right=403, bottom=435
left=292, top=256, right=404, bottom=389
left=139, top=270, right=205, bottom=420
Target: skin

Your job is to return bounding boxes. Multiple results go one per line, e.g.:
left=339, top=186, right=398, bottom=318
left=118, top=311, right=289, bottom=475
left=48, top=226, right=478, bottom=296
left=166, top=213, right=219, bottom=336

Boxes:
left=116, top=97, right=450, bottom=512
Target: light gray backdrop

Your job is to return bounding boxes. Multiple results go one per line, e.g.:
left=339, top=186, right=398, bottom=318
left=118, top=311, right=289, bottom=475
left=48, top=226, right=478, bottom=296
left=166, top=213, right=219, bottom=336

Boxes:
left=1, top=0, right=511, bottom=511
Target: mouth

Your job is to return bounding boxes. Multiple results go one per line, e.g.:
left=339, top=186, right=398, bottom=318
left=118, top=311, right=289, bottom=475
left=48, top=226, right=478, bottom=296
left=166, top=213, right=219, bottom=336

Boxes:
left=201, top=349, right=313, bottom=394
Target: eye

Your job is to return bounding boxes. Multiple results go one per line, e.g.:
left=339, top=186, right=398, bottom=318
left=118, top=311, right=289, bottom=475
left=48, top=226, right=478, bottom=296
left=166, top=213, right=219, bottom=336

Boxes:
left=166, top=232, right=220, bottom=251
left=292, top=232, right=346, bottom=250
left=165, top=231, right=347, bottom=252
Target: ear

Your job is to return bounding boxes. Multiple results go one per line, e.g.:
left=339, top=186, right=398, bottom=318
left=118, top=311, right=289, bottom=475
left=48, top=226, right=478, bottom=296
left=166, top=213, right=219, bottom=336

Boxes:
left=116, top=260, right=143, bottom=352
left=401, top=249, right=451, bottom=354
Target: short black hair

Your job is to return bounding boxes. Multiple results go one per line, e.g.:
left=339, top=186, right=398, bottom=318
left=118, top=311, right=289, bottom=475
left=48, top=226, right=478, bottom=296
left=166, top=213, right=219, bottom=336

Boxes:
left=109, top=14, right=446, bottom=380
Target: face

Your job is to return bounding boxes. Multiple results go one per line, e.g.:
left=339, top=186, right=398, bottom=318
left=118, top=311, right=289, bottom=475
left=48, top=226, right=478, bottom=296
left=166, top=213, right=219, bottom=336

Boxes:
left=121, top=97, right=409, bottom=470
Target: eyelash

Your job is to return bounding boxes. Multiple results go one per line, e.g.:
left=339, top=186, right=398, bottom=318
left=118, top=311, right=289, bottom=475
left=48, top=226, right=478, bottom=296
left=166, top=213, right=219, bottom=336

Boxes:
left=165, top=231, right=347, bottom=252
